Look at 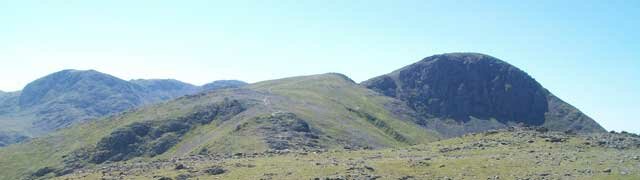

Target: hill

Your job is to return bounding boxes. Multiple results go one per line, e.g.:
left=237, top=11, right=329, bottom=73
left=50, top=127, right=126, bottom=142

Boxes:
left=0, top=70, right=246, bottom=147
left=18, top=70, right=151, bottom=133
left=0, top=73, right=439, bottom=179
left=362, top=53, right=605, bottom=137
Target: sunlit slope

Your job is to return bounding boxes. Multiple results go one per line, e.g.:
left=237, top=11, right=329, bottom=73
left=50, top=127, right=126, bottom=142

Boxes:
left=0, top=73, right=439, bottom=179
left=57, top=128, right=640, bottom=180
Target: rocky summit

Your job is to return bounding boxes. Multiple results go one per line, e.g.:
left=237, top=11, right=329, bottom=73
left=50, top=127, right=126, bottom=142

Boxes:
left=362, top=53, right=605, bottom=137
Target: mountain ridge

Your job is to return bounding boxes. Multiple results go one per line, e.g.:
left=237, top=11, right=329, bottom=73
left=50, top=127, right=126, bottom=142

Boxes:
left=0, top=72, right=440, bottom=179
left=0, top=69, right=247, bottom=146
left=0, top=53, right=612, bottom=179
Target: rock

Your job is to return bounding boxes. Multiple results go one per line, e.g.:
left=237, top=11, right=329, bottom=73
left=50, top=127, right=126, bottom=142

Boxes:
left=633, top=156, right=639, bottom=160
left=439, top=147, right=461, bottom=153
left=364, top=165, right=375, bottom=171
left=320, top=175, right=346, bottom=180
left=564, top=130, right=576, bottom=135
left=535, top=127, right=549, bottom=133
left=579, top=169, right=592, bottom=174
left=235, top=163, right=256, bottom=168
left=546, top=137, right=565, bottom=143
left=31, top=167, right=55, bottom=177
left=174, top=164, right=187, bottom=170
left=603, top=168, right=612, bottom=173
left=204, top=166, right=226, bottom=175
left=154, top=176, right=172, bottom=180
left=485, top=130, right=499, bottom=135
left=439, top=164, right=446, bottom=168
left=399, top=176, right=415, bottom=180
left=175, top=174, right=195, bottom=180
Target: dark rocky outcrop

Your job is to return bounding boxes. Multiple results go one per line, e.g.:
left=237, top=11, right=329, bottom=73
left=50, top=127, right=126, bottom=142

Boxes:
left=258, top=112, right=319, bottom=150
left=236, top=112, right=321, bottom=150
left=362, top=53, right=605, bottom=134
left=85, top=99, right=245, bottom=163
left=203, top=166, right=226, bottom=175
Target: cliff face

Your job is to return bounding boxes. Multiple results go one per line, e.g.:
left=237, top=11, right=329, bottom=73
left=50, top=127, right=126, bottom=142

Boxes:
left=363, top=53, right=605, bottom=134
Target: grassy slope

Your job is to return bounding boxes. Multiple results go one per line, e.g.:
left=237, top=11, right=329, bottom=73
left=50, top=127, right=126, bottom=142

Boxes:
left=163, top=74, right=439, bottom=157
left=0, top=94, right=214, bottom=179
left=248, top=74, right=439, bottom=146
left=0, top=73, right=439, bottom=179
left=57, top=129, right=640, bottom=180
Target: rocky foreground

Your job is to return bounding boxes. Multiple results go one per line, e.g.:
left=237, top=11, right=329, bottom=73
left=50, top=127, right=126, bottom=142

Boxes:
left=54, top=128, right=640, bottom=180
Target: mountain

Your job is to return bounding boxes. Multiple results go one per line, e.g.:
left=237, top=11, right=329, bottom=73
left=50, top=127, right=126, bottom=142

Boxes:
left=0, top=70, right=247, bottom=147
left=0, top=53, right=613, bottom=179
left=0, top=73, right=440, bottom=179
left=18, top=70, right=152, bottom=132
left=362, top=53, right=605, bottom=137
left=201, top=80, right=248, bottom=91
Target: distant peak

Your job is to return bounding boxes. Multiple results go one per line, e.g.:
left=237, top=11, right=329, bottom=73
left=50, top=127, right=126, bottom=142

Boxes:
left=18, top=69, right=131, bottom=107
left=365, top=52, right=546, bottom=124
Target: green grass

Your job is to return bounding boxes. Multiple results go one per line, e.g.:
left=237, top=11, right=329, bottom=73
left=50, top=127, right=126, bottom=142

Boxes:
left=55, top=129, right=640, bottom=180
left=0, top=73, right=440, bottom=179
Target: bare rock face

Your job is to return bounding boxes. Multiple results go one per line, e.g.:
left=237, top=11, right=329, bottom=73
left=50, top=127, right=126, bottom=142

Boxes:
left=236, top=112, right=320, bottom=151
left=362, top=53, right=604, bottom=133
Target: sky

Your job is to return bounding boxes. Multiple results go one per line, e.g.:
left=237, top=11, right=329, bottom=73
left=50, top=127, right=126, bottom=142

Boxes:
left=1, top=1, right=638, bottom=133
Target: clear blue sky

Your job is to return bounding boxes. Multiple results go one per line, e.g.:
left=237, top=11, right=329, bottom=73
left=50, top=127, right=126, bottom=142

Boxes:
left=1, top=1, right=638, bottom=133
